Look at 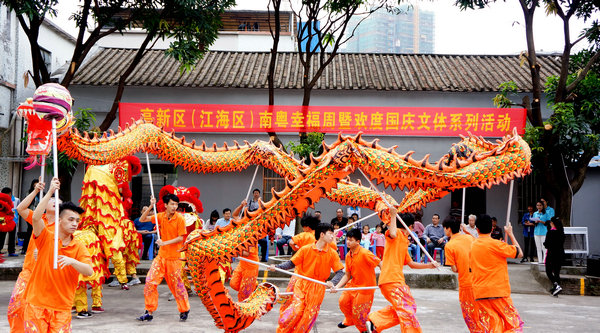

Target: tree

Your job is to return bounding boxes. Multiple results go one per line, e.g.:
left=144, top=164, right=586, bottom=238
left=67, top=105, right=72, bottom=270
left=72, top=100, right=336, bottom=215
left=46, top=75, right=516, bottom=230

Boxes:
left=98, top=0, right=236, bottom=131
left=3, top=0, right=234, bottom=196
left=457, top=0, right=600, bottom=225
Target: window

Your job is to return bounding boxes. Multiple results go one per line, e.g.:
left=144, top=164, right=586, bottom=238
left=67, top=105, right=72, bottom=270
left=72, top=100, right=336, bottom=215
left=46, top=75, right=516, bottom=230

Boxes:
left=131, top=164, right=178, bottom=212
left=262, top=167, right=285, bottom=202
left=40, top=47, right=52, bottom=73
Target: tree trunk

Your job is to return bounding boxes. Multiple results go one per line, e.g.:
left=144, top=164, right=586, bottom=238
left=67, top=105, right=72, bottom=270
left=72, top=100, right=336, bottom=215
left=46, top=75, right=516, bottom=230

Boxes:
left=58, top=172, right=74, bottom=202
left=553, top=184, right=573, bottom=226
left=266, top=0, right=285, bottom=150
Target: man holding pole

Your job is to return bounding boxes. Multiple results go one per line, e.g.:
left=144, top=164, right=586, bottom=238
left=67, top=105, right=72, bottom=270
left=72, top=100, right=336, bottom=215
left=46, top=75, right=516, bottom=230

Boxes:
left=23, top=178, right=93, bottom=332
left=269, top=222, right=345, bottom=333
left=443, top=216, right=483, bottom=332
left=8, top=179, right=59, bottom=332
left=470, top=215, right=524, bottom=332
left=137, top=194, right=190, bottom=322
left=368, top=209, right=438, bottom=333
left=334, top=228, right=381, bottom=333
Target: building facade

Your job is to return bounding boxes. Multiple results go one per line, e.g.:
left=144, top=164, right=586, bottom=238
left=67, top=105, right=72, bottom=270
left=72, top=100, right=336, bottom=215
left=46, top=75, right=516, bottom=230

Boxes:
left=345, top=5, right=435, bottom=54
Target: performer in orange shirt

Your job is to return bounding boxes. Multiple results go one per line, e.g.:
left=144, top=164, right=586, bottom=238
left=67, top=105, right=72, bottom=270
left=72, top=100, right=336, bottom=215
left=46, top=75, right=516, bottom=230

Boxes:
left=230, top=200, right=259, bottom=302
left=230, top=242, right=259, bottom=301
left=137, top=194, right=190, bottom=322
left=334, top=228, right=381, bottom=333
left=279, top=215, right=319, bottom=312
left=23, top=178, right=93, bottom=332
left=269, top=221, right=345, bottom=333
left=470, top=215, right=524, bottom=332
left=443, top=216, right=483, bottom=333
left=368, top=209, right=438, bottom=333
left=8, top=179, right=60, bottom=332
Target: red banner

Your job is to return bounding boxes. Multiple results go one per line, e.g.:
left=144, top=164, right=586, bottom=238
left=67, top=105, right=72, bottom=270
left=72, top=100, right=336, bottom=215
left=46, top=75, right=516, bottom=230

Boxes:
left=119, top=103, right=526, bottom=137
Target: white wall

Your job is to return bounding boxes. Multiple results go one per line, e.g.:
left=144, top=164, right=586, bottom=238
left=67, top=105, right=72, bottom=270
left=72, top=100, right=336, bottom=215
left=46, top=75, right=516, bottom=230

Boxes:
left=98, top=30, right=295, bottom=52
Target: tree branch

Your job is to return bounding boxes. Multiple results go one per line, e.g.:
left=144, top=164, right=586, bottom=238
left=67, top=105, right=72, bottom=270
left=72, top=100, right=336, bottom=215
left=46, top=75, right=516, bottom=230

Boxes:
left=565, top=49, right=600, bottom=93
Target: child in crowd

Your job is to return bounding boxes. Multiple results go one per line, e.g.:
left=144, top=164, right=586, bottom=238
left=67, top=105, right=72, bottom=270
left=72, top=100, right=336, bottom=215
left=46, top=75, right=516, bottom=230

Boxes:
left=368, top=209, right=438, bottom=333
left=544, top=217, right=565, bottom=296
left=335, top=228, right=381, bottom=332
left=360, top=225, right=372, bottom=249
left=470, top=215, right=524, bottom=332
left=371, top=224, right=386, bottom=259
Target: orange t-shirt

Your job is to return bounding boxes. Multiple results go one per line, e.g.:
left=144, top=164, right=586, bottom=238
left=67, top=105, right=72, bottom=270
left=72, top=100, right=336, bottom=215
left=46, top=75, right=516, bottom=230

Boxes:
left=292, top=231, right=316, bottom=249
left=444, top=233, right=474, bottom=289
left=291, top=244, right=344, bottom=281
left=239, top=243, right=260, bottom=270
left=378, top=230, right=412, bottom=286
left=470, top=234, right=518, bottom=299
left=25, top=228, right=91, bottom=311
left=22, top=210, right=52, bottom=274
left=154, top=212, right=187, bottom=259
left=345, top=246, right=381, bottom=288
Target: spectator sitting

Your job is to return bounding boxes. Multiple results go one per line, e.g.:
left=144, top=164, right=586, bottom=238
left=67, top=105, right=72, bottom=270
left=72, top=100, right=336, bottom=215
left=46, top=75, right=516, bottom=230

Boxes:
left=424, top=213, right=447, bottom=257
left=134, top=206, right=157, bottom=260
left=463, top=214, right=479, bottom=238
left=360, top=225, right=372, bottom=249
left=275, top=218, right=296, bottom=256
left=490, top=217, right=504, bottom=241
left=411, top=219, right=426, bottom=247
left=215, top=208, right=233, bottom=228
left=203, top=210, right=219, bottom=232
left=330, top=208, right=348, bottom=228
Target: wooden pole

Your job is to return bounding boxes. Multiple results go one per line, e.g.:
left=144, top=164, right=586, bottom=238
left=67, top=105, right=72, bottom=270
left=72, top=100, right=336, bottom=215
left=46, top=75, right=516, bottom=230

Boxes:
left=52, top=120, right=59, bottom=270
left=145, top=152, right=161, bottom=240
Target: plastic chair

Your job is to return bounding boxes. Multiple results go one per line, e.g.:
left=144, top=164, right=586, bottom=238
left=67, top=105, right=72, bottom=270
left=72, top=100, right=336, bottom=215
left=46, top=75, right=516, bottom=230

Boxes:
left=337, top=244, right=346, bottom=260
left=433, top=247, right=444, bottom=265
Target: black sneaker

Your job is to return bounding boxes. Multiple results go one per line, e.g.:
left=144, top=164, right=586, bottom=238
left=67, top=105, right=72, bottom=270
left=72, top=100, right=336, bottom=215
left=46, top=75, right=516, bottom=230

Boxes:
left=137, top=310, right=153, bottom=322
left=520, top=258, right=528, bottom=263
left=338, top=322, right=349, bottom=328
left=76, top=311, right=93, bottom=319
left=552, top=285, right=563, bottom=296
left=180, top=310, right=189, bottom=322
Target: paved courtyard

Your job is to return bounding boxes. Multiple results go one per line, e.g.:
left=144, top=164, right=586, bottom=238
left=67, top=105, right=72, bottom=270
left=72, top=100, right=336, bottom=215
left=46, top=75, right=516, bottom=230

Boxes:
left=1, top=280, right=599, bottom=332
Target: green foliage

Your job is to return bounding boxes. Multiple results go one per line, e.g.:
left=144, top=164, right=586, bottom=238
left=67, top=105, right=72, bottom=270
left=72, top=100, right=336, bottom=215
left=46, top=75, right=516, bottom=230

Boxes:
left=543, top=50, right=600, bottom=163
left=493, top=81, right=519, bottom=108
left=47, top=108, right=97, bottom=177
left=151, top=0, right=236, bottom=72
left=287, top=132, right=325, bottom=161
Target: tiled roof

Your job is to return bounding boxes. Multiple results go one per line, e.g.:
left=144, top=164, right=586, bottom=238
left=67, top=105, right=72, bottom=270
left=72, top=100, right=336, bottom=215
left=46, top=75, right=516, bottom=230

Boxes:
left=72, top=48, right=562, bottom=92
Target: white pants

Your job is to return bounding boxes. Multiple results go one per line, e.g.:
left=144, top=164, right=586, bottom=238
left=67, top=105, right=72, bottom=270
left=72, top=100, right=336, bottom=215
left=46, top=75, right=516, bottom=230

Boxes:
left=534, top=235, right=546, bottom=263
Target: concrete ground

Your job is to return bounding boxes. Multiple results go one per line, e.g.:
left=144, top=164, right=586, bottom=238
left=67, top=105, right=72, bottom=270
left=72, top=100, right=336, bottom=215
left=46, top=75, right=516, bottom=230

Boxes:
left=1, top=280, right=599, bottom=332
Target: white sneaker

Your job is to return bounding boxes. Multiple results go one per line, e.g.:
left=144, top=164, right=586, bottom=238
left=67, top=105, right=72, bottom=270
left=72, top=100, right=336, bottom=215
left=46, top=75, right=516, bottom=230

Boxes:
left=108, top=280, right=120, bottom=287
left=552, top=285, right=563, bottom=296
left=127, top=278, right=142, bottom=286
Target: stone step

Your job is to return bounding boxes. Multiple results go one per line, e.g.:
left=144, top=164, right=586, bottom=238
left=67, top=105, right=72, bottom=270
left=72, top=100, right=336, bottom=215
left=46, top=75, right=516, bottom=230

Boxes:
left=530, top=264, right=600, bottom=296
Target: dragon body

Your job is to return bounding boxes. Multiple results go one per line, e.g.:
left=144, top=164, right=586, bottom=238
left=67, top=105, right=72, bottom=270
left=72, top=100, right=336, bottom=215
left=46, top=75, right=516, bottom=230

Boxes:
left=46, top=119, right=530, bottom=332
